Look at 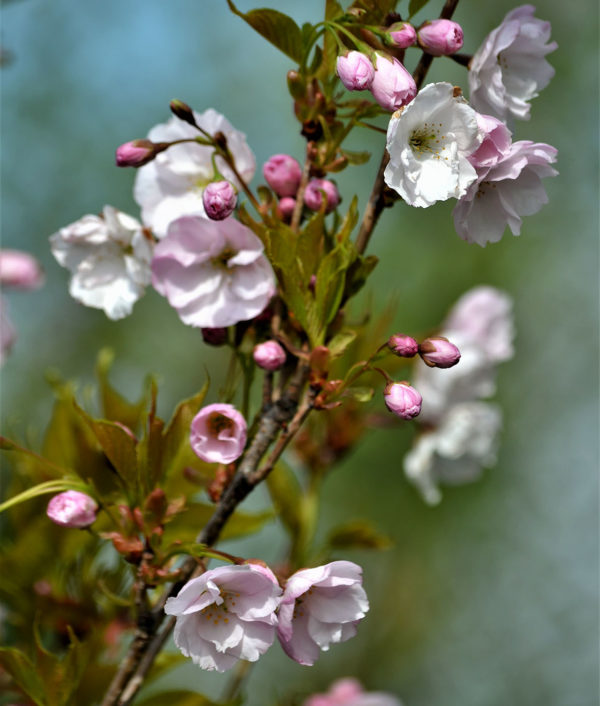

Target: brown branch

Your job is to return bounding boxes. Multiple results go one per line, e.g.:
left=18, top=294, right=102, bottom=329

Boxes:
left=354, top=0, right=462, bottom=256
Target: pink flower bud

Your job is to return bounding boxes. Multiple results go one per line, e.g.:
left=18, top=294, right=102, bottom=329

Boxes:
left=417, top=19, right=464, bottom=56
left=253, top=340, right=286, bottom=371
left=190, top=403, right=247, bottom=464
left=370, top=55, right=417, bottom=111
left=263, top=154, right=303, bottom=197
left=46, top=490, right=98, bottom=528
left=384, top=381, right=422, bottom=420
left=304, top=178, right=340, bottom=213
left=388, top=21, right=417, bottom=48
left=388, top=333, right=418, bottom=357
left=419, top=336, right=461, bottom=368
left=0, top=250, right=44, bottom=290
left=276, top=196, right=296, bottom=222
left=201, top=327, right=228, bottom=346
left=202, top=181, right=237, bottom=221
left=115, top=139, right=159, bottom=168
left=336, top=51, right=375, bottom=91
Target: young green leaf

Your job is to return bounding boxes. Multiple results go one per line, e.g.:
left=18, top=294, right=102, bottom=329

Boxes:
left=327, top=519, right=392, bottom=550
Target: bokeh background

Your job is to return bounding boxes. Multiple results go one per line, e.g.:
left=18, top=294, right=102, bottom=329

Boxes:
left=1, top=0, right=598, bottom=704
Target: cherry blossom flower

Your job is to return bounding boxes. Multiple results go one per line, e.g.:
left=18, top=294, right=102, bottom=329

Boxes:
left=336, top=52, right=375, bottom=91
left=151, top=216, right=275, bottom=328
left=46, top=490, right=98, bottom=528
left=164, top=563, right=282, bottom=672
left=277, top=561, right=369, bottom=666
left=134, top=108, right=255, bottom=238
left=453, top=140, right=558, bottom=246
left=190, top=403, right=247, bottom=464
left=469, top=5, right=557, bottom=124
left=50, top=206, right=153, bottom=320
left=404, top=402, right=502, bottom=505
left=384, top=82, right=481, bottom=207
left=304, top=677, right=403, bottom=706
left=468, top=114, right=512, bottom=170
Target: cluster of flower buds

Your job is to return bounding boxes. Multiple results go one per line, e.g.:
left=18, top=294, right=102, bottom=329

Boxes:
left=264, top=153, right=340, bottom=219
left=164, top=559, right=369, bottom=672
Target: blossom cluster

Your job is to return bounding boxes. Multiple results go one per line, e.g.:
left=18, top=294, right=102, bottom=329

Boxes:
left=164, top=560, right=369, bottom=672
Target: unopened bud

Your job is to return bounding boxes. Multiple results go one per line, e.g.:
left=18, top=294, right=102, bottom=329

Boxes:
left=387, top=333, right=418, bottom=357
left=0, top=250, right=44, bottom=290
left=384, top=381, right=422, bottom=420
left=169, top=99, right=197, bottom=126
left=115, top=139, right=166, bottom=168
left=263, top=154, right=302, bottom=197
left=276, top=197, right=296, bottom=222
left=201, top=327, right=228, bottom=346
left=387, top=22, right=417, bottom=49
left=202, top=181, right=237, bottom=221
left=304, top=178, right=340, bottom=213
left=46, top=490, right=98, bottom=529
left=253, top=340, right=287, bottom=371
left=370, top=54, right=417, bottom=111
left=336, top=51, right=375, bottom=91
left=310, top=345, right=330, bottom=376
left=287, top=70, right=306, bottom=100
left=417, top=19, right=464, bottom=56
left=419, top=336, right=461, bottom=368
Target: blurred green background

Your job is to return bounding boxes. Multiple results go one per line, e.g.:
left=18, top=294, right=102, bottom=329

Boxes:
left=1, top=0, right=598, bottom=704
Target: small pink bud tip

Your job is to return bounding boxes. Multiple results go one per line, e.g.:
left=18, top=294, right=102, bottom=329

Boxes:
left=115, top=139, right=158, bottom=168
left=387, top=333, right=418, bottom=357
left=304, top=178, right=340, bottom=213
left=0, top=250, right=44, bottom=290
left=276, top=196, right=296, bottom=222
left=336, top=51, right=375, bottom=91
left=202, top=181, right=237, bottom=221
left=201, top=327, right=228, bottom=346
left=417, top=19, right=464, bottom=56
left=384, top=381, right=422, bottom=420
left=263, top=154, right=303, bottom=197
left=419, top=336, right=461, bottom=368
left=46, top=490, right=98, bottom=528
left=253, top=340, right=287, bottom=371
left=387, top=21, right=417, bottom=49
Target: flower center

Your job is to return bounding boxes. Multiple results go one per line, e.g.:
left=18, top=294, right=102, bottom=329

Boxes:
left=206, top=411, right=235, bottom=437
left=210, top=247, right=237, bottom=270
left=409, top=122, right=447, bottom=160
left=199, top=589, right=241, bottom=625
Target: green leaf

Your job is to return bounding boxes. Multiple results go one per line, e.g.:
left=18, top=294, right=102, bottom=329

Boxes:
left=74, top=402, right=139, bottom=494
left=343, top=253, right=378, bottom=302
left=343, top=386, right=374, bottom=402
left=327, top=329, right=357, bottom=359
left=96, top=348, right=148, bottom=433
left=266, top=463, right=303, bottom=536
left=0, top=478, right=90, bottom=514
left=163, top=502, right=274, bottom=544
left=226, top=0, right=303, bottom=62
left=161, top=382, right=210, bottom=483
left=408, top=0, right=431, bottom=18
left=327, top=520, right=392, bottom=550
left=0, top=648, right=45, bottom=705
left=135, top=380, right=164, bottom=496
left=340, top=148, right=371, bottom=165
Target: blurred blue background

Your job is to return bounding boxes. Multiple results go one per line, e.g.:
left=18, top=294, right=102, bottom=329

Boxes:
left=1, top=1, right=598, bottom=704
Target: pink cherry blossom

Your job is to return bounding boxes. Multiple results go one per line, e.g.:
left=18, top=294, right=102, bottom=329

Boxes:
left=453, top=140, right=557, bottom=246
left=151, top=216, right=275, bottom=328
left=0, top=251, right=44, bottom=290
left=468, top=114, right=512, bottom=170
left=164, top=563, right=282, bottom=672
left=263, top=154, right=302, bottom=197
left=190, top=403, right=247, bottom=464
left=134, top=108, right=255, bottom=238
left=469, top=5, right=557, bottom=124
left=46, top=490, right=98, bottom=528
left=304, top=677, right=403, bottom=706
left=277, top=560, right=369, bottom=666
left=370, top=55, right=417, bottom=112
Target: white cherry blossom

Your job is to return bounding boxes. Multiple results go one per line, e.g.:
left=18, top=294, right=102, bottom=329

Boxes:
left=134, top=108, right=255, bottom=238
left=384, top=82, right=482, bottom=208
left=50, top=206, right=153, bottom=320
left=469, top=5, right=557, bottom=124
